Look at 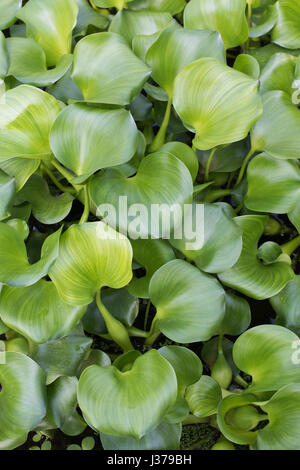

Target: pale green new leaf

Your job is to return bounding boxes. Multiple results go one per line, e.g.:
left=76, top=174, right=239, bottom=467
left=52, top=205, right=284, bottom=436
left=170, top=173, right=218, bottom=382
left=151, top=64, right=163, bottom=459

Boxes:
left=0, top=170, right=15, bottom=220
left=218, top=215, right=294, bottom=299
left=50, top=104, right=138, bottom=180
left=251, top=90, right=300, bottom=159
left=272, top=0, right=300, bottom=49
left=233, top=325, right=300, bottom=392
left=184, top=0, right=248, bottom=50
left=186, top=375, right=222, bottom=418
left=260, top=53, right=297, bottom=96
left=78, top=350, right=178, bottom=439
left=233, top=54, right=260, bottom=79
left=50, top=222, right=133, bottom=306
left=0, top=280, right=86, bottom=344
left=154, top=141, right=199, bottom=181
left=0, top=352, right=46, bottom=450
left=149, top=260, right=226, bottom=343
left=17, top=0, right=78, bottom=66
left=6, top=38, right=73, bottom=87
left=71, top=32, right=151, bottom=105
left=146, top=28, right=225, bottom=97
left=0, top=157, right=39, bottom=191
left=0, top=223, right=61, bottom=287
left=0, top=85, right=62, bottom=162
left=0, top=0, right=22, bottom=31
left=0, top=32, right=8, bottom=78
left=173, top=58, right=262, bottom=150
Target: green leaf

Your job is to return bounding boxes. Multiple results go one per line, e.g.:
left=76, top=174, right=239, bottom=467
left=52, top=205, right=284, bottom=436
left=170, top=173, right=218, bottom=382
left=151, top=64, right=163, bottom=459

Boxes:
left=0, top=0, right=22, bottom=31
left=146, top=28, right=225, bottom=98
left=270, top=275, right=300, bottom=335
left=0, top=157, right=39, bottom=191
left=50, top=104, right=138, bottom=180
left=233, top=54, right=260, bottom=79
left=38, top=376, right=86, bottom=436
left=31, top=329, right=92, bottom=384
left=0, top=280, right=86, bottom=343
left=0, top=352, right=46, bottom=450
left=128, top=239, right=175, bottom=298
left=218, top=215, right=294, bottom=299
left=94, top=0, right=135, bottom=7
left=218, top=292, right=251, bottom=336
left=6, top=38, right=73, bottom=87
left=233, top=324, right=300, bottom=392
left=82, top=287, right=138, bottom=335
left=17, top=0, right=78, bottom=66
left=100, top=421, right=181, bottom=450
left=109, top=9, right=174, bottom=45
left=260, top=52, right=297, bottom=96
left=50, top=222, right=133, bottom=306
left=149, top=259, right=226, bottom=343
left=246, top=153, right=300, bottom=214
left=89, top=152, right=193, bottom=239
left=0, top=32, right=8, bottom=78
left=173, top=58, right=262, bottom=150
left=0, top=85, right=62, bottom=162
left=74, top=0, right=108, bottom=35
left=184, top=0, right=248, bottom=50
left=251, top=91, right=300, bottom=159
left=71, top=32, right=151, bottom=105
left=0, top=170, right=15, bottom=220
left=81, top=436, right=95, bottom=450
left=186, top=375, right=222, bottom=418
left=78, top=349, right=178, bottom=439
left=272, top=0, right=300, bottom=50
left=248, top=42, right=300, bottom=69
left=129, top=0, right=186, bottom=14
left=257, top=384, right=300, bottom=450
left=0, top=223, right=61, bottom=287
left=154, top=141, right=199, bottom=181
left=249, top=4, right=277, bottom=38
left=16, top=174, right=73, bottom=224
left=170, top=203, right=243, bottom=274
left=198, top=140, right=249, bottom=173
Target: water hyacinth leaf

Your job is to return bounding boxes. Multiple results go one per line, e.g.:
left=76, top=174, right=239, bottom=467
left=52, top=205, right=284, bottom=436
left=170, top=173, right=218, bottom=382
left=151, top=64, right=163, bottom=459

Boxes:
left=16, top=175, right=73, bottom=224
left=6, top=219, right=29, bottom=241
left=78, top=349, right=177, bottom=439
left=74, top=0, right=109, bottom=35
left=109, top=10, right=174, bottom=45
left=0, top=158, right=39, bottom=191
left=249, top=4, right=277, bottom=38
left=38, top=376, right=86, bottom=436
left=0, top=0, right=22, bottom=31
left=170, top=203, right=243, bottom=274
left=0, top=280, right=86, bottom=344
left=155, top=141, right=199, bottom=181
left=218, top=292, right=251, bottom=336
left=0, top=85, right=62, bottom=162
left=71, top=32, right=151, bottom=106
left=233, top=54, right=260, bottom=79
left=0, top=32, right=8, bottom=78
left=94, top=0, right=135, bottom=7
left=128, top=239, right=175, bottom=298
left=198, top=140, right=249, bottom=173
left=50, top=104, right=138, bottom=180
left=78, top=349, right=111, bottom=376
left=259, top=53, right=297, bottom=96
left=272, top=0, right=300, bottom=49
left=0, top=223, right=61, bottom=287
left=6, top=38, right=73, bottom=87
left=46, top=68, right=83, bottom=103
left=251, top=91, right=300, bottom=159
left=246, top=153, right=300, bottom=213
left=218, top=215, right=294, bottom=300
left=89, top=152, right=193, bottom=239
left=0, top=352, right=46, bottom=450
left=149, top=260, right=226, bottom=343
left=257, top=384, right=300, bottom=450
left=173, top=58, right=262, bottom=150
left=17, top=0, right=78, bottom=66
left=184, top=0, right=248, bottom=50
left=186, top=375, right=222, bottom=418
left=0, top=170, right=15, bottom=220
left=270, top=275, right=300, bottom=335
left=82, top=287, right=138, bottom=335
left=101, top=421, right=181, bottom=450
left=31, top=329, right=92, bottom=385
left=146, top=28, right=225, bottom=97
left=50, top=222, right=133, bottom=306
left=129, top=0, right=186, bottom=15
left=233, top=325, right=300, bottom=393
left=248, top=42, right=300, bottom=69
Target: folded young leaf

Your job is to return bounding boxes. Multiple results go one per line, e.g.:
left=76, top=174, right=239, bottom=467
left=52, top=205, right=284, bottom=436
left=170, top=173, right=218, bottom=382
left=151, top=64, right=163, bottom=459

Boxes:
left=272, top=0, right=300, bottom=49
